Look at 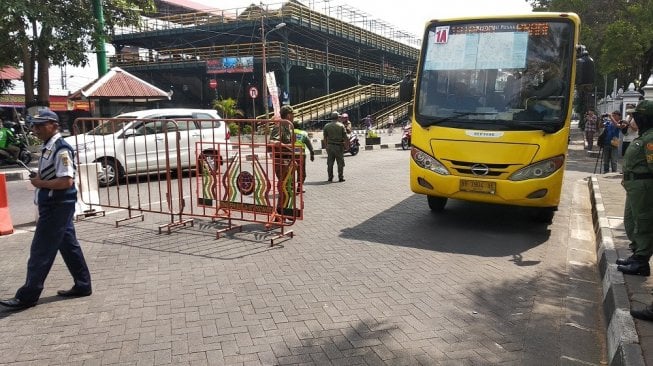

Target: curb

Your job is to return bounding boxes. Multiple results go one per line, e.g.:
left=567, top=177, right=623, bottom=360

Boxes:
left=589, top=176, right=646, bottom=366
left=314, top=143, right=404, bottom=155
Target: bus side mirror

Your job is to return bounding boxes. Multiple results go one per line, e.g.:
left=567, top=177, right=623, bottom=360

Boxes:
left=399, top=77, right=414, bottom=102
left=575, top=45, right=595, bottom=86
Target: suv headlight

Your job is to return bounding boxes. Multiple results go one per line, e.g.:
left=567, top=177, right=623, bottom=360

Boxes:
left=411, top=147, right=449, bottom=175
left=509, top=155, right=564, bottom=181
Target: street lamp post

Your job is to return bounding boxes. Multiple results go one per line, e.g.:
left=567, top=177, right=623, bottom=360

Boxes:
left=261, top=22, right=286, bottom=118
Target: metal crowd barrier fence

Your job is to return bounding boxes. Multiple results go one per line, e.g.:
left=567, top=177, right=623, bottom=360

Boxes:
left=71, top=117, right=302, bottom=245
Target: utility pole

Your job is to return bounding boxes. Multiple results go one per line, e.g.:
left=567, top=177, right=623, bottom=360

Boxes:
left=261, top=19, right=286, bottom=118
left=92, top=0, right=108, bottom=77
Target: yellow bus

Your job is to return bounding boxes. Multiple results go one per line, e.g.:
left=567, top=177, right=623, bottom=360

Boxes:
left=402, top=13, right=594, bottom=222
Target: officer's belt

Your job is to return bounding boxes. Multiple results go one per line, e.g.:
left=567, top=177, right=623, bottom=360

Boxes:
left=624, top=172, right=653, bottom=181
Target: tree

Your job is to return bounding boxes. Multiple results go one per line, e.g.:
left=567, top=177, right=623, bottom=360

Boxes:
left=213, top=98, right=238, bottom=119
left=0, top=0, right=154, bottom=108
left=528, top=0, right=653, bottom=92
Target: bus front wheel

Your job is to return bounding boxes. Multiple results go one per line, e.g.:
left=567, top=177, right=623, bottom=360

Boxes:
left=427, top=196, right=447, bottom=212
left=534, top=207, right=556, bottom=224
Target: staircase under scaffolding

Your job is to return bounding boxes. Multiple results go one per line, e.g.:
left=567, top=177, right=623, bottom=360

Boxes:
left=262, top=82, right=411, bottom=130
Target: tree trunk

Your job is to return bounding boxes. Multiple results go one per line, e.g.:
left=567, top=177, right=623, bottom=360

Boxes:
left=37, top=53, right=50, bottom=106
left=21, top=27, right=35, bottom=108
left=36, top=25, right=52, bottom=107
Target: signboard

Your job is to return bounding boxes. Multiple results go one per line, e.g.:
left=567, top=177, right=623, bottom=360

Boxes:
left=206, top=57, right=254, bottom=74
left=248, top=86, right=258, bottom=99
left=0, top=94, right=81, bottom=112
left=266, top=71, right=281, bottom=119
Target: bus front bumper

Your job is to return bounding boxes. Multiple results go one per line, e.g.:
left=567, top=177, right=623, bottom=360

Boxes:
left=409, top=161, right=563, bottom=208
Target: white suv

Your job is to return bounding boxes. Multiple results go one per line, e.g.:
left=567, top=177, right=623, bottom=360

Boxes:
left=66, top=108, right=229, bottom=186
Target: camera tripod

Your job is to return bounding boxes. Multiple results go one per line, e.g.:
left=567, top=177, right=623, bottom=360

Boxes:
left=593, top=146, right=603, bottom=174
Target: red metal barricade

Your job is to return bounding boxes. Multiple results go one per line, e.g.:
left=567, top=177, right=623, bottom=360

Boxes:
left=193, top=119, right=302, bottom=244
left=72, top=117, right=303, bottom=245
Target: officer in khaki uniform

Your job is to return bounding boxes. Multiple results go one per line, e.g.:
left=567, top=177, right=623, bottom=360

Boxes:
left=614, top=100, right=653, bottom=321
left=322, top=111, right=348, bottom=182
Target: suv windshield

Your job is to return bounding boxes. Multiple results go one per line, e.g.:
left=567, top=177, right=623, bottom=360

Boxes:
left=87, top=120, right=132, bottom=135
left=415, top=19, right=575, bottom=133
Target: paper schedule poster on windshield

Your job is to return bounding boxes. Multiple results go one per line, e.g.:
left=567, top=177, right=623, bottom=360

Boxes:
left=424, top=30, right=528, bottom=71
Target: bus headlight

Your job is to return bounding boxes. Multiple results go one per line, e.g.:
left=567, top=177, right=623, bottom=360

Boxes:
left=509, top=155, right=565, bottom=181
left=411, top=147, right=450, bottom=175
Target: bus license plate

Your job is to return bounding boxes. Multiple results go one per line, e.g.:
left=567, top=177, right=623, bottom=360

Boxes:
left=460, top=179, right=496, bottom=194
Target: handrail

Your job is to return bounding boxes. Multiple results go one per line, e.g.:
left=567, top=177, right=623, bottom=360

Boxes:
left=371, top=102, right=411, bottom=129
left=259, top=83, right=400, bottom=127
left=114, top=2, right=419, bottom=57
left=111, top=41, right=407, bottom=81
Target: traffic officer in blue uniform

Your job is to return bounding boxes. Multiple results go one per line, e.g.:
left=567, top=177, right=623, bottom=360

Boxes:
left=0, top=108, right=92, bottom=310
left=614, top=100, right=653, bottom=321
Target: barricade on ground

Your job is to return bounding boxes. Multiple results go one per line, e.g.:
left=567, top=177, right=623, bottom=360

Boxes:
left=71, top=117, right=302, bottom=245
left=0, top=173, right=14, bottom=235
left=193, top=119, right=302, bottom=245
left=75, top=163, right=105, bottom=220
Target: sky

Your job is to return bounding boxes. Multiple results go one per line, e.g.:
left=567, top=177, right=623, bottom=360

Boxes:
left=51, top=0, right=534, bottom=93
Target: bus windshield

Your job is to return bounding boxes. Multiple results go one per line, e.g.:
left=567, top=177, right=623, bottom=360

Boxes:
left=415, top=19, right=575, bottom=132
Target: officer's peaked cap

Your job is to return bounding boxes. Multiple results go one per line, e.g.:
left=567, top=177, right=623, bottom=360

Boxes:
left=28, top=107, right=59, bottom=124
left=635, top=100, right=653, bottom=116
left=330, top=111, right=340, bottom=119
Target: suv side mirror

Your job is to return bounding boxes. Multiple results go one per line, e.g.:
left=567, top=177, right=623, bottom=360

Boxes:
left=123, top=129, right=136, bottom=138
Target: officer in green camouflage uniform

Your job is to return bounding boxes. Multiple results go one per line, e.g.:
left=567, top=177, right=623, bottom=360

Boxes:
left=322, top=111, right=348, bottom=182
left=615, top=100, right=653, bottom=321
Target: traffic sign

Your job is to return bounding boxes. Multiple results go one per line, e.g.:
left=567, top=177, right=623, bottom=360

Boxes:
left=248, top=86, right=259, bottom=99
left=209, top=79, right=217, bottom=89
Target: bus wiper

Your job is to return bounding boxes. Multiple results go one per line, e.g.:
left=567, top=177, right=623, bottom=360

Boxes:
left=506, top=120, right=559, bottom=133
left=426, top=111, right=493, bottom=125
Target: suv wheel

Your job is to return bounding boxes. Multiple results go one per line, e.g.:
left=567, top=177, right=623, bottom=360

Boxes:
left=98, top=158, right=122, bottom=187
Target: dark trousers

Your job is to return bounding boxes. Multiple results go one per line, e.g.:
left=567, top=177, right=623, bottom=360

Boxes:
left=624, top=179, right=653, bottom=258
left=602, top=145, right=618, bottom=173
left=16, top=202, right=91, bottom=303
left=326, top=144, right=345, bottom=180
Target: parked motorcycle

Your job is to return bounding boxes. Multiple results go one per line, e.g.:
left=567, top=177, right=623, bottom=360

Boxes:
left=346, top=132, right=360, bottom=156
left=0, top=121, right=33, bottom=166
left=401, top=125, right=412, bottom=150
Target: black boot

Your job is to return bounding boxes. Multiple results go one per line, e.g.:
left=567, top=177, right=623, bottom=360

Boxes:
left=631, top=304, right=653, bottom=321
left=616, top=255, right=635, bottom=265
left=617, top=256, right=650, bottom=276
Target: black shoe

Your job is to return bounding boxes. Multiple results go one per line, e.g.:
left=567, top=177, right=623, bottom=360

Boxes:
left=616, top=255, right=636, bottom=265
left=328, top=177, right=333, bottom=182
left=0, top=297, right=37, bottom=309
left=617, top=260, right=650, bottom=276
left=631, top=305, right=653, bottom=321
left=338, top=178, right=345, bottom=182
left=57, top=287, right=92, bottom=297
